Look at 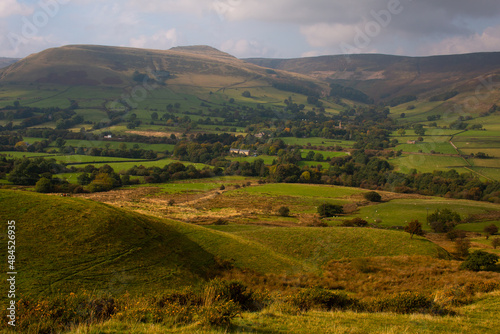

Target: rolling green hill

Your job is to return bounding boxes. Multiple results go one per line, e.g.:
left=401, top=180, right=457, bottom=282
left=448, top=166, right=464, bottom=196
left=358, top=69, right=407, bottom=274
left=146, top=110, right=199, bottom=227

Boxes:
left=0, top=189, right=448, bottom=298
left=0, top=45, right=326, bottom=93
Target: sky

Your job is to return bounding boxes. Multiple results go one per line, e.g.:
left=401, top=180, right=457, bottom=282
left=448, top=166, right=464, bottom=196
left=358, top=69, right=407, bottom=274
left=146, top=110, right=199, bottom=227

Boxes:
left=1, top=0, right=500, bottom=59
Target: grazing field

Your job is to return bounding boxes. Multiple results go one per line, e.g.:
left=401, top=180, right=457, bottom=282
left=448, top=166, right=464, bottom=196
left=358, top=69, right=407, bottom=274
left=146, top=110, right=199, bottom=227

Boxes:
left=281, top=137, right=355, bottom=148
left=22, top=137, right=176, bottom=153
left=388, top=154, right=468, bottom=173
left=354, top=198, right=500, bottom=229
left=237, top=183, right=366, bottom=199
left=81, top=158, right=211, bottom=171
left=0, top=151, right=147, bottom=164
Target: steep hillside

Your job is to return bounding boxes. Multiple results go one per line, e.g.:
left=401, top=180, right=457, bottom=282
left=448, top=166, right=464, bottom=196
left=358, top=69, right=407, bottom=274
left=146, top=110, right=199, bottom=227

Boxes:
left=246, top=52, right=500, bottom=101
left=0, top=190, right=304, bottom=297
left=0, top=45, right=326, bottom=93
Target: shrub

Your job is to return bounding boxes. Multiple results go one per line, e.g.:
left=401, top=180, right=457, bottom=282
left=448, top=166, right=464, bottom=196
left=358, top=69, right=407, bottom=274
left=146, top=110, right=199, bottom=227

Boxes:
left=168, top=199, right=175, bottom=206
left=35, top=177, right=52, bottom=193
left=431, top=220, right=457, bottom=233
left=460, top=250, right=499, bottom=271
left=372, top=291, right=433, bottom=314
left=219, top=185, right=225, bottom=190
left=213, top=218, right=228, bottom=225
left=242, top=91, right=251, bottom=98
left=1, top=293, right=117, bottom=333
left=363, top=191, right=382, bottom=202
left=484, top=224, right=498, bottom=239
left=198, top=300, right=240, bottom=327
left=203, top=279, right=257, bottom=311
left=290, top=287, right=358, bottom=312
left=318, top=203, right=343, bottom=217
left=455, top=238, right=471, bottom=258
left=492, top=238, right=500, bottom=249
left=341, top=218, right=368, bottom=227
left=446, top=229, right=466, bottom=241
left=278, top=206, right=290, bottom=217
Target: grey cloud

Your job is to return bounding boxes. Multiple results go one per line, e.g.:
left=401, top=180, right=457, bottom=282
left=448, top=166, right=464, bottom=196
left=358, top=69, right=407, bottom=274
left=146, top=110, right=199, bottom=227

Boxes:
left=225, top=0, right=500, bottom=37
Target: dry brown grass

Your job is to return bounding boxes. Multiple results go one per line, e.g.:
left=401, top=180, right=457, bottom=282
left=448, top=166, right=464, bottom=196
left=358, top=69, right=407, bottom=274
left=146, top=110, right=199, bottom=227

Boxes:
left=219, top=255, right=500, bottom=302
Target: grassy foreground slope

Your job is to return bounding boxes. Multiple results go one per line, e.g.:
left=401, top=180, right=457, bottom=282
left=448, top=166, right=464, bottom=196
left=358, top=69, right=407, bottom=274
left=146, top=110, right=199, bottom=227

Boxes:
left=0, top=190, right=304, bottom=297
left=0, top=190, right=450, bottom=298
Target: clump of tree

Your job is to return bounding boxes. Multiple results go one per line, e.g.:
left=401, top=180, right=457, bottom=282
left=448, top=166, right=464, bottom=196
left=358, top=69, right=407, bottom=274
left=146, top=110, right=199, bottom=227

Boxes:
left=428, top=209, right=461, bottom=233
left=8, top=157, right=67, bottom=185
left=329, top=83, right=373, bottom=104
left=460, top=250, right=499, bottom=271
left=77, top=165, right=122, bottom=193
left=364, top=191, right=382, bottom=202
left=341, top=218, right=368, bottom=227
left=404, top=220, right=425, bottom=239
left=388, top=95, right=417, bottom=107
left=242, top=91, right=252, bottom=98
left=318, top=203, right=343, bottom=218
left=429, top=91, right=458, bottom=102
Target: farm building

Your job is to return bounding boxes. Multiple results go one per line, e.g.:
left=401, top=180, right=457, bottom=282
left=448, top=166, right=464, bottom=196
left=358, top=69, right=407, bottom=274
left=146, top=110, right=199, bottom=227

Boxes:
left=230, top=148, right=251, bottom=156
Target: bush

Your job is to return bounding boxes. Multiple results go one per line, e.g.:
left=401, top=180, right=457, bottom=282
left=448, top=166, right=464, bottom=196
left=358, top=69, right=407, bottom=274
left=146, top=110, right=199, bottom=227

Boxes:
left=1, top=293, right=117, bottom=333
left=203, top=279, right=257, bottom=311
left=35, top=177, right=52, bottom=193
left=446, top=229, right=466, bottom=241
left=484, top=224, right=498, bottom=239
left=492, top=238, right=500, bottom=249
left=431, top=220, right=457, bottom=233
left=371, top=291, right=433, bottom=314
left=341, top=218, right=368, bottom=227
left=242, top=91, right=251, bottom=98
left=455, top=238, right=471, bottom=258
left=213, top=218, right=228, bottom=225
left=318, top=203, right=343, bottom=217
left=460, top=250, right=499, bottom=271
left=364, top=191, right=382, bottom=202
left=198, top=300, right=240, bottom=327
left=278, top=206, right=290, bottom=217
left=290, top=287, right=359, bottom=312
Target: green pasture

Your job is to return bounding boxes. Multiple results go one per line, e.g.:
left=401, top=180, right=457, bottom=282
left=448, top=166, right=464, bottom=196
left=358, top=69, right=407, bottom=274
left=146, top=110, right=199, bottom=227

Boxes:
left=388, top=155, right=468, bottom=173
left=236, top=183, right=366, bottom=199
left=393, top=141, right=457, bottom=155
left=469, top=167, right=500, bottom=181
left=353, top=198, right=500, bottom=229
left=226, top=155, right=276, bottom=165
left=281, top=137, right=355, bottom=148
left=86, top=158, right=210, bottom=172
left=300, top=149, right=348, bottom=160
left=456, top=221, right=500, bottom=233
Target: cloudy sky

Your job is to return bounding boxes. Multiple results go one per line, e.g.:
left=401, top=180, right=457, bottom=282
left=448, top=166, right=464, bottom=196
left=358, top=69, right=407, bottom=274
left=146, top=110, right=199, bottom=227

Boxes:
left=2, top=0, right=500, bottom=59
